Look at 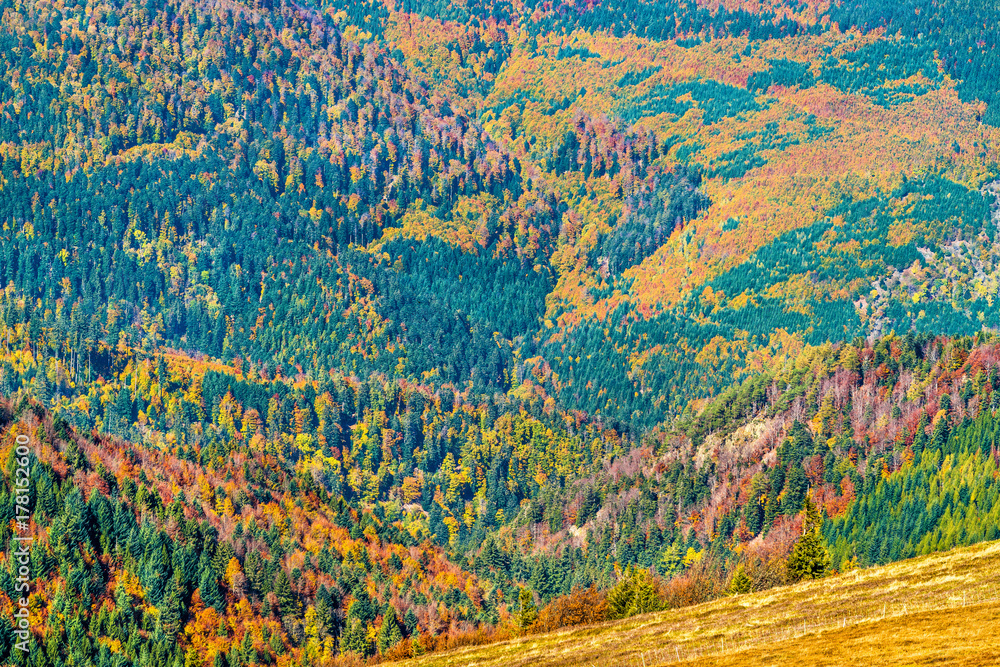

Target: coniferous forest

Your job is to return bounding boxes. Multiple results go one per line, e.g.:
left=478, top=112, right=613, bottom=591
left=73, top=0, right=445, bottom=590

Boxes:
left=1, top=0, right=999, bottom=663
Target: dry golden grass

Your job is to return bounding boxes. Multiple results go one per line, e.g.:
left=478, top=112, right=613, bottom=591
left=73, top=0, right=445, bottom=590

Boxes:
left=388, top=540, right=1000, bottom=666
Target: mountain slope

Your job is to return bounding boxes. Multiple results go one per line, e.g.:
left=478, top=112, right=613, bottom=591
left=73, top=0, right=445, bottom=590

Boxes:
left=3, top=0, right=1000, bottom=663
left=3, top=0, right=1000, bottom=426
left=386, top=539, right=1000, bottom=666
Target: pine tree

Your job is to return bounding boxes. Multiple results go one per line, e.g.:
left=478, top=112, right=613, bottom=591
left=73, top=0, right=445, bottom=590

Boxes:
left=516, top=587, right=538, bottom=630
left=627, top=570, right=662, bottom=616
left=608, top=568, right=662, bottom=618
left=376, top=609, right=403, bottom=655
left=140, top=542, right=169, bottom=604
left=607, top=568, right=635, bottom=620
left=410, top=633, right=426, bottom=657
left=403, top=608, right=419, bottom=636
left=781, top=465, right=808, bottom=515
left=199, top=566, right=225, bottom=613
left=529, top=559, right=555, bottom=601
left=729, top=566, right=753, bottom=594
left=931, top=415, right=950, bottom=450
left=786, top=494, right=830, bottom=582
left=339, top=603, right=371, bottom=657
left=158, top=581, right=183, bottom=639
left=273, top=569, right=298, bottom=616
left=315, top=586, right=334, bottom=638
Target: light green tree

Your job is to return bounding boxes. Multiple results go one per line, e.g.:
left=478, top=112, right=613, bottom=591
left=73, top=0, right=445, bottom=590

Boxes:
left=729, top=565, right=753, bottom=594
left=517, top=587, right=539, bottom=630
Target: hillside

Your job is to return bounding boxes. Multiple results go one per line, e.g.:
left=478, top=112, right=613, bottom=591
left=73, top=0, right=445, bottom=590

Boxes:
left=388, top=539, right=1000, bottom=666
left=3, top=0, right=1000, bottom=426
left=3, top=0, right=1000, bottom=663
left=3, top=306, right=1000, bottom=664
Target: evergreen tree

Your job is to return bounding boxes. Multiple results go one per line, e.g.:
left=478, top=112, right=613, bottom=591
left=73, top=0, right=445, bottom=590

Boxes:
left=199, top=566, right=225, bottom=613
left=376, top=609, right=403, bottom=655
left=607, top=567, right=662, bottom=618
left=410, top=633, right=427, bottom=657
left=729, top=566, right=752, bottom=594
left=315, top=586, right=335, bottom=638
left=339, top=602, right=371, bottom=657
left=787, top=494, right=830, bottom=582
left=158, top=581, right=183, bottom=639
left=627, top=570, right=662, bottom=616
left=403, top=608, right=419, bottom=636
left=273, top=569, right=298, bottom=617
left=516, top=587, right=538, bottom=630
left=781, top=465, right=808, bottom=515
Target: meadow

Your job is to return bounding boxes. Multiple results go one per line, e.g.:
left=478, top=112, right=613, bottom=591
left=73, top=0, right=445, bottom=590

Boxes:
left=389, top=540, right=1000, bottom=666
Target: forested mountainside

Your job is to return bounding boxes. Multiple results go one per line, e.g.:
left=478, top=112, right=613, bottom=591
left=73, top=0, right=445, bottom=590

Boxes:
left=4, top=0, right=1000, bottom=425
left=2, top=0, right=1000, bottom=663
left=5, top=318, right=1000, bottom=664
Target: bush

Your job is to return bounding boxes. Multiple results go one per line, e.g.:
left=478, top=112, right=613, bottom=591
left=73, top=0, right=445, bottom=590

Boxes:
left=660, top=557, right=728, bottom=608
left=536, top=586, right=608, bottom=631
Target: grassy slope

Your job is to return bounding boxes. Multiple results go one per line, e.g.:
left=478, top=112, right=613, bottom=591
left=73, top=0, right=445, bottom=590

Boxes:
left=389, top=540, right=1000, bottom=666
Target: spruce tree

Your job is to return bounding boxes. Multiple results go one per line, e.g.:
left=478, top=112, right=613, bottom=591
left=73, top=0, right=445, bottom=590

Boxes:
left=627, top=570, right=662, bottom=616
left=403, top=608, right=419, bottom=636
left=199, top=566, right=225, bottom=613
left=376, top=609, right=403, bottom=655
left=315, top=586, right=334, bottom=638
left=786, top=494, right=830, bottom=582
left=608, top=568, right=662, bottom=618
left=607, top=570, right=636, bottom=619
left=410, top=633, right=427, bottom=657
left=339, top=603, right=371, bottom=657
left=516, top=587, right=538, bottom=630
left=273, top=569, right=297, bottom=616
left=729, top=566, right=753, bottom=594
left=158, top=581, right=183, bottom=639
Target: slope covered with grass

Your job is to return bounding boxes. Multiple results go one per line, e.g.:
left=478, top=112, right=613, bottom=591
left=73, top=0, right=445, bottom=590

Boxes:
left=388, top=539, right=1000, bottom=666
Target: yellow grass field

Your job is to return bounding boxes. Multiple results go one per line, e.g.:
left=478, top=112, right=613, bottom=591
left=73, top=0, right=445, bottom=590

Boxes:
left=389, top=540, right=1000, bottom=666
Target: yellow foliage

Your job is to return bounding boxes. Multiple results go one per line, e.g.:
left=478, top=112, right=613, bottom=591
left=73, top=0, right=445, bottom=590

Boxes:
left=682, top=547, right=703, bottom=567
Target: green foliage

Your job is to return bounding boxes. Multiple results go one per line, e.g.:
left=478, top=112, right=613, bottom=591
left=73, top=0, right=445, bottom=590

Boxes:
left=377, top=609, right=404, bottom=654
left=517, top=0, right=817, bottom=43
left=825, top=408, right=1000, bottom=569
left=517, top=587, right=539, bottom=629
left=817, top=38, right=941, bottom=106
left=369, top=237, right=554, bottom=388
left=594, top=166, right=710, bottom=273
left=0, top=0, right=999, bottom=660
left=787, top=495, right=831, bottom=582
left=606, top=568, right=663, bottom=619
left=617, top=66, right=663, bottom=87
left=828, top=0, right=1000, bottom=122
left=619, top=78, right=764, bottom=125
left=729, top=566, right=753, bottom=595
left=340, top=614, right=372, bottom=657
left=273, top=570, right=297, bottom=617
left=158, top=583, right=184, bottom=639
left=747, top=59, right=816, bottom=93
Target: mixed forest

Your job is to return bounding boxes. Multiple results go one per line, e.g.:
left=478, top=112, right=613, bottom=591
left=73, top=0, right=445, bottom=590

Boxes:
left=1, top=0, right=1000, bottom=663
